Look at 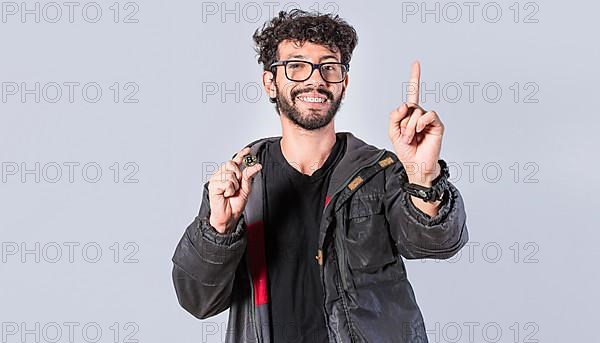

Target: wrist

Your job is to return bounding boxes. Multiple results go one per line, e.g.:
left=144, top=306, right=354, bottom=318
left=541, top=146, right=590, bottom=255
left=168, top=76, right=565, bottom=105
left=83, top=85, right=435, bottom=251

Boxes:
left=407, top=163, right=441, bottom=187
left=409, top=195, right=443, bottom=217
left=400, top=159, right=449, bottom=203
left=209, top=216, right=231, bottom=234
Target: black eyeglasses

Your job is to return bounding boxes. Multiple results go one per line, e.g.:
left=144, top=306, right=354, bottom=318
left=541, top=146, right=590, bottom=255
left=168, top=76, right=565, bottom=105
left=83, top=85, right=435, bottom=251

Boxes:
left=270, top=60, right=350, bottom=83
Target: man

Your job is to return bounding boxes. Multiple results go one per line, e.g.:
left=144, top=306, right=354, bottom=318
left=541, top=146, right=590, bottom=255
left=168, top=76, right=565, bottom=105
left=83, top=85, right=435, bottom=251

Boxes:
left=172, top=9, right=468, bottom=343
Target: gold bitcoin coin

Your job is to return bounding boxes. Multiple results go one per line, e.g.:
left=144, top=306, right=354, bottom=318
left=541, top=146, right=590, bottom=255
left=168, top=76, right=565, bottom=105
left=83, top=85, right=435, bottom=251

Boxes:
left=242, top=154, right=258, bottom=167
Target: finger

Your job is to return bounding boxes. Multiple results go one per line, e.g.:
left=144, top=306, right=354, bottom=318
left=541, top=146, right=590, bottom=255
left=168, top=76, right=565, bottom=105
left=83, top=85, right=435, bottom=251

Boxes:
left=222, top=175, right=241, bottom=197
left=399, top=103, right=418, bottom=133
left=211, top=172, right=241, bottom=198
left=223, top=160, right=242, bottom=182
left=389, top=104, right=409, bottom=145
left=240, top=163, right=262, bottom=196
left=416, top=110, right=441, bottom=133
left=407, top=61, right=421, bottom=105
left=232, top=146, right=252, bottom=166
left=390, top=103, right=410, bottom=127
left=399, top=103, right=421, bottom=135
left=403, top=106, right=425, bottom=144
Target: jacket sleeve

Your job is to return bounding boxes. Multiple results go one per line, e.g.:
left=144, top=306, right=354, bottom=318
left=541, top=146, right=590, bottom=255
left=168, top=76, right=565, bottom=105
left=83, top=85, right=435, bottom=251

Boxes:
left=383, top=159, right=468, bottom=260
left=171, top=180, right=247, bottom=319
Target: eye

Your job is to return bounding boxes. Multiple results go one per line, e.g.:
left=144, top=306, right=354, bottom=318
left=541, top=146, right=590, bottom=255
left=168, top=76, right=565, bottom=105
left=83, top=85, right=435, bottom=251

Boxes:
left=322, top=64, right=341, bottom=72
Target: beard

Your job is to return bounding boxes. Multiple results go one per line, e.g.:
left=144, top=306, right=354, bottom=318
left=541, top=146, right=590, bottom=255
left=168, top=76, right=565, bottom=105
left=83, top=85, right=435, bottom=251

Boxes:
left=274, top=84, right=345, bottom=131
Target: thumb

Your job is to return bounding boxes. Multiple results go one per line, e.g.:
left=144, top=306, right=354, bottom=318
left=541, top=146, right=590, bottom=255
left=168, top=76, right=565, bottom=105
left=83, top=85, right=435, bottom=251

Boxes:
left=240, top=163, right=262, bottom=196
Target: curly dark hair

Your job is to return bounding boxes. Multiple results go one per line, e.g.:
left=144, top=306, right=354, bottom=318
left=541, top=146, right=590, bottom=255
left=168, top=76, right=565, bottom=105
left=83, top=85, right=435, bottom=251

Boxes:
left=252, top=9, right=358, bottom=71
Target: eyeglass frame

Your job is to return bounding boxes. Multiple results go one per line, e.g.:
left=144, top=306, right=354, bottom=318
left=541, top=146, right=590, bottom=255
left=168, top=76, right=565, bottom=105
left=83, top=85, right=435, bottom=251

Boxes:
left=269, top=59, right=350, bottom=84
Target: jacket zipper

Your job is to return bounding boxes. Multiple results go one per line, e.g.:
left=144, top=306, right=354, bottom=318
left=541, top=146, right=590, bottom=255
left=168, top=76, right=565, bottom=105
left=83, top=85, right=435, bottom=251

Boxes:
left=329, top=149, right=387, bottom=292
left=246, top=255, right=262, bottom=343
left=319, top=149, right=387, bottom=342
left=334, top=228, right=351, bottom=291
left=322, top=149, right=387, bottom=215
left=333, top=251, right=358, bottom=343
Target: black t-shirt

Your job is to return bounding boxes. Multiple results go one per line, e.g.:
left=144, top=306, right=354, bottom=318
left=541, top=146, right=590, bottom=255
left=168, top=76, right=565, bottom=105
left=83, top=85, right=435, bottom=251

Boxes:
left=261, top=134, right=346, bottom=343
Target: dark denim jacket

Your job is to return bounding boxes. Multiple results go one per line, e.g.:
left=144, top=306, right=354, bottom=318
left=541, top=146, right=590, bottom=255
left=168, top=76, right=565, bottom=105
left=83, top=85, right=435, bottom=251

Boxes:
left=172, top=131, right=468, bottom=343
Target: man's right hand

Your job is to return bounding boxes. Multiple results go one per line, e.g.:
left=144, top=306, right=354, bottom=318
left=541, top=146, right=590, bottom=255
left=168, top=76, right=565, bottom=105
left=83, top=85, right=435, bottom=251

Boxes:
left=208, top=146, right=262, bottom=234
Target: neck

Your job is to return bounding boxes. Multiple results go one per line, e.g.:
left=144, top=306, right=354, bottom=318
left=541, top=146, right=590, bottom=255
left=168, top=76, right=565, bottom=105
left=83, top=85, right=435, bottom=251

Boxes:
left=279, top=118, right=337, bottom=176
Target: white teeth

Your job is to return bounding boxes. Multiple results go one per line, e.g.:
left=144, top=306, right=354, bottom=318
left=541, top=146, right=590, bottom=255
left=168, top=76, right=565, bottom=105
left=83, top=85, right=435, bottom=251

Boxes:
left=298, top=96, right=326, bottom=103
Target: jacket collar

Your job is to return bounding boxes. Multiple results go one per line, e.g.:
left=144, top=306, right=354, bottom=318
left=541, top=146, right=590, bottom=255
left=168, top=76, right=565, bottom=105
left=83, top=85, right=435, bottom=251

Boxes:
left=244, top=131, right=385, bottom=197
left=242, top=130, right=387, bottom=235
left=327, top=131, right=386, bottom=198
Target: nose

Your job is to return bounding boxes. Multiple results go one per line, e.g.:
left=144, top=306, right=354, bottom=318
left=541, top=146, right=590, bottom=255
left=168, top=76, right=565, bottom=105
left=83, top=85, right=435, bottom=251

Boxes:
left=303, top=66, right=327, bottom=88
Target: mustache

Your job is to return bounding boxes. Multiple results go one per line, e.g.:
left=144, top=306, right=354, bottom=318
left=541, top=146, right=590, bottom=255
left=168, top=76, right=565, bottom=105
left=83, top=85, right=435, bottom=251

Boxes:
left=291, top=87, right=334, bottom=101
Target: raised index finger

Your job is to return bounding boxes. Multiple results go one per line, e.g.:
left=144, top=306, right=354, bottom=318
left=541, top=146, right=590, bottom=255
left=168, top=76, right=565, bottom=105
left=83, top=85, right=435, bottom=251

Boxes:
left=407, top=60, right=421, bottom=105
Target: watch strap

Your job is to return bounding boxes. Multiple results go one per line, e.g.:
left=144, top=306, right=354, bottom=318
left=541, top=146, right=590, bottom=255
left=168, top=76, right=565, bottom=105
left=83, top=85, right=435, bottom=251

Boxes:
left=400, top=159, right=450, bottom=203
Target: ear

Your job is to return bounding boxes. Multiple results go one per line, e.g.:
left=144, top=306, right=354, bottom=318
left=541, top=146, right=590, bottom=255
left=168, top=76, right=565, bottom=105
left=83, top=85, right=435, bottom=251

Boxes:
left=262, top=70, right=277, bottom=99
left=341, top=74, right=349, bottom=99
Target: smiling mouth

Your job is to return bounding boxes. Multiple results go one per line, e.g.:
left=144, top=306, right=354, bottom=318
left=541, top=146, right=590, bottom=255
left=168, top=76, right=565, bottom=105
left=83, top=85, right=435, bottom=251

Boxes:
left=296, top=95, right=328, bottom=104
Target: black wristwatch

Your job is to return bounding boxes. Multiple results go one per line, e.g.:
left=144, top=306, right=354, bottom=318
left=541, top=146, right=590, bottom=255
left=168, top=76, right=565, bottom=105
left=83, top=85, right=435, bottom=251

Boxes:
left=399, top=159, right=450, bottom=203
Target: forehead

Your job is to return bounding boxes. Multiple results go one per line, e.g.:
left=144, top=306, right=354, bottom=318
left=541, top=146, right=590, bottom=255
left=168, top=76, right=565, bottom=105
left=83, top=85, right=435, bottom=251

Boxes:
left=277, top=39, right=341, bottom=61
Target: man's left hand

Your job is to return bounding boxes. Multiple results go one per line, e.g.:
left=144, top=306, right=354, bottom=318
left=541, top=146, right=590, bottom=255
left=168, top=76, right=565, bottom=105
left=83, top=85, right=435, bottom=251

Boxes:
left=388, top=61, right=444, bottom=187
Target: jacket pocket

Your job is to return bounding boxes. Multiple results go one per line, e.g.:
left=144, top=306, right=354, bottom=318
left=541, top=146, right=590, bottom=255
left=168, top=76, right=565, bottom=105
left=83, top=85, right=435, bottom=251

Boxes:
left=344, top=194, right=397, bottom=273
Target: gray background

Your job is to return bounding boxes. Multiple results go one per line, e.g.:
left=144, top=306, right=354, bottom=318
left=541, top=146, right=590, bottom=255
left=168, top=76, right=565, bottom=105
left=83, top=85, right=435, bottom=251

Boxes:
left=1, top=0, right=598, bottom=342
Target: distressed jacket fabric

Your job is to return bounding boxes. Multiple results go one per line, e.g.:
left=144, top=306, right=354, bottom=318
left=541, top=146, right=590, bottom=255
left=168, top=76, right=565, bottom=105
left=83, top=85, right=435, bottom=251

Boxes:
left=171, top=131, right=469, bottom=343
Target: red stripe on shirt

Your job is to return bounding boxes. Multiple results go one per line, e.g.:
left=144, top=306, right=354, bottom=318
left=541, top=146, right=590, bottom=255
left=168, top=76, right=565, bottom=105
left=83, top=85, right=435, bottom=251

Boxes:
left=246, top=220, right=269, bottom=306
